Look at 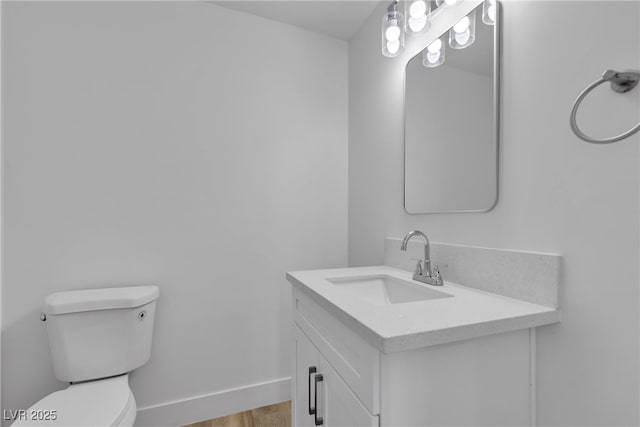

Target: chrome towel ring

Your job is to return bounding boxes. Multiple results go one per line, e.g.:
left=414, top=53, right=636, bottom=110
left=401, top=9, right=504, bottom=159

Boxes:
left=570, top=69, right=640, bottom=144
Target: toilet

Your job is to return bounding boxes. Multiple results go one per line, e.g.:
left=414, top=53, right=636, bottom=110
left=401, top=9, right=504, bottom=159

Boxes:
left=13, top=286, right=159, bottom=427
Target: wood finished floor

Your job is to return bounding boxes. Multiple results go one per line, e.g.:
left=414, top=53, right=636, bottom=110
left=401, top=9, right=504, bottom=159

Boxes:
left=183, top=401, right=291, bottom=427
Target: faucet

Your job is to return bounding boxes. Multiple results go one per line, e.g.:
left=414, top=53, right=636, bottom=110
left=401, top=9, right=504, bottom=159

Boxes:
left=400, top=230, right=443, bottom=286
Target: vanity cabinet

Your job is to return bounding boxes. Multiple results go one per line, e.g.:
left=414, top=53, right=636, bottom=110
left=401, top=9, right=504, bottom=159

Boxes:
left=293, top=325, right=378, bottom=427
left=291, top=286, right=533, bottom=427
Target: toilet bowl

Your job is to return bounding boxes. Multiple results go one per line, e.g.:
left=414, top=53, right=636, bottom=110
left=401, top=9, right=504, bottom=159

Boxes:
left=13, top=286, right=159, bottom=427
left=14, top=375, right=136, bottom=427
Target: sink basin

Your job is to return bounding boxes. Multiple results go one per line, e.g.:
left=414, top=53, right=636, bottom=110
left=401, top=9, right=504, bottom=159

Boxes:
left=326, top=274, right=451, bottom=306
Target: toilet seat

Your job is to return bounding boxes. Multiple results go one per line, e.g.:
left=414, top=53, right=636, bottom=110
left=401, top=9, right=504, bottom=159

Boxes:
left=13, top=375, right=136, bottom=427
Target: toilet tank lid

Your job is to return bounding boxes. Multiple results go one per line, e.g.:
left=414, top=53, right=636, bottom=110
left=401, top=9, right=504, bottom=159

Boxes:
left=44, top=286, right=159, bottom=315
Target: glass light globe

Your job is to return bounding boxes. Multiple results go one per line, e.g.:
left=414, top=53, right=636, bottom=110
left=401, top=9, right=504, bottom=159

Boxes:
left=381, top=5, right=404, bottom=57
left=386, top=40, right=400, bottom=54
left=409, top=0, right=427, bottom=18
left=423, top=37, right=445, bottom=67
left=427, top=39, right=442, bottom=53
left=408, top=16, right=427, bottom=33
left=483, top=0, right=496, bottom=24
left=454, top=29, right=470, bottom=45
left=385, top=24, right=401, bottom=41
left=449, top=10, right=475, bottom=49
left=426, top=50, right=441, bottom=64
left=488, top=4, right=496, bottom=21
left=453, top=16, right=470, bottom=33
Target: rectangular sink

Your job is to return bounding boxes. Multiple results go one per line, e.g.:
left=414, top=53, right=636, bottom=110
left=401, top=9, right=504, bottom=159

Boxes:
left=326, top=274, right=451, bottom=306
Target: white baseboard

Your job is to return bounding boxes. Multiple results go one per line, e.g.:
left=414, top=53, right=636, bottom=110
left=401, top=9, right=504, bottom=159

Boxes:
left=135, top=377, right=291, bottom=427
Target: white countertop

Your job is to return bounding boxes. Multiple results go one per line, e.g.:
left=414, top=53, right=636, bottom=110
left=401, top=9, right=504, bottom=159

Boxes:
left=287, top=265, right=560, bottom=353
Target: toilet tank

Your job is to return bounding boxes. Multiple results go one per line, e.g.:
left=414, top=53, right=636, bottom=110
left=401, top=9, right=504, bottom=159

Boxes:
left=43, top=286, right=159, bottom=383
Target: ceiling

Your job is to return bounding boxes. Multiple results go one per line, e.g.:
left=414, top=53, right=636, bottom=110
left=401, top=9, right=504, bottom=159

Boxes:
left=211, top=1, right=382, bottom=41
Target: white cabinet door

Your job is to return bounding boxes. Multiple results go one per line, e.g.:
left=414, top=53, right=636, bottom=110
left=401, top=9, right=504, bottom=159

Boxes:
left=294, top=325, right=378, bottom=427
left=317, top=356, right=378, bottom=427
left=293, top=324, right=321, bottom=427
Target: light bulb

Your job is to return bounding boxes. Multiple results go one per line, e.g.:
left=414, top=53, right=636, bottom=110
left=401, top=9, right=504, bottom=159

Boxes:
left=453, top=16, right=471, bottom=45
left=449, top=10, right=475, bottom=48
left=386, top=40, right=400, bottom=54
left=408, top=16, right=427, bottom=32
left=423, top=37, right=445, bottom=67
left=483, top=0, right=496, bottom=25
left=385, top=24, right=401, bottom=41
left=426, top=50, right=441, bottom=64
left=427, top=39, right=442, bottom=53
left=409, top=0, right=427, bottom=18
left=454, top=29, right=470, bottom=45
left=453, top=16, right=470, bottom=33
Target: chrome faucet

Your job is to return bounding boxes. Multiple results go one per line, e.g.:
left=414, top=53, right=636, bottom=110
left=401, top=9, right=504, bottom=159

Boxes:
left=400, top=230, right=443, bottom=286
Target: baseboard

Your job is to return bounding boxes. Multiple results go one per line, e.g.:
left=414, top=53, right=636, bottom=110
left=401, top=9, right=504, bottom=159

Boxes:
left=135, top=377, right=291, bottom=427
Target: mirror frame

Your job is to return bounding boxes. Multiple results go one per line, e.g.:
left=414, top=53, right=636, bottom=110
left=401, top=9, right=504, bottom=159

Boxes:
left=403, top=2, right=501, bottom=214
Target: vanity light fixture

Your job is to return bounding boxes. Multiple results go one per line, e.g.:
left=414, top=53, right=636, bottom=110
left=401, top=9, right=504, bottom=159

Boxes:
left=436, top=0, right=462, bottom=6
left=382, top=0, right=494, bottom=67
left=482, top=0, right=496, bottom=25
left=422, top=37, right=445, bottom=67
left=405, top=0, right=430, bottom=35
left=382, top=1, right=405, bottom=57
left=449, top=9, right=475, bottom=49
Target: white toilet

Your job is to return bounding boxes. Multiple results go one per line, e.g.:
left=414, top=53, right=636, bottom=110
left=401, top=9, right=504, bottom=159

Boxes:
left=13, top=286, right=159, bottom=427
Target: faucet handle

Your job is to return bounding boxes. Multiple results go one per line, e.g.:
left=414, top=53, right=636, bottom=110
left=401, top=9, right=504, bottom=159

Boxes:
left=413, top=260, right=423, bottom=276
left=433, top=264, right=444, bottom=286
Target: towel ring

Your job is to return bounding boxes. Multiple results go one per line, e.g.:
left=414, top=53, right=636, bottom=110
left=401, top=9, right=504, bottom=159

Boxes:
left=570, top=69, right=640, bottom=144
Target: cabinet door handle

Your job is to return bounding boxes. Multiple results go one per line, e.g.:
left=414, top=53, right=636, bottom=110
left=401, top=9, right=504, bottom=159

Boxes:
left=308, top=366, right=317, bottom=415
left=314, top=373, right=324, bottom=426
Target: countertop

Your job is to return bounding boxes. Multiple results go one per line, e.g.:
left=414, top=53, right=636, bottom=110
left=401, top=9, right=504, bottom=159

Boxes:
left=287, top=265, right=560, bottom=353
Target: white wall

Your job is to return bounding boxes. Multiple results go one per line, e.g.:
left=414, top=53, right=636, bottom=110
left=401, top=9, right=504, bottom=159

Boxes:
left=349, top=1, right=639, bottom=425
left=1, top=2, right=348, bottom=424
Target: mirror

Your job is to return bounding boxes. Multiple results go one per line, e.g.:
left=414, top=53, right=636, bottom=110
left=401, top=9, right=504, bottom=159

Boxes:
left=404, top=3, right=499, bottom=213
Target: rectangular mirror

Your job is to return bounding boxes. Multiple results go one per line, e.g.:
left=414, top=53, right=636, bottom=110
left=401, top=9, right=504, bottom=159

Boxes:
left=404, top=2, right=499, bottom=213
